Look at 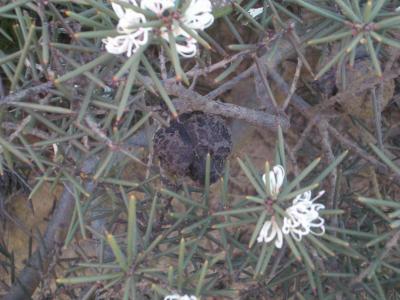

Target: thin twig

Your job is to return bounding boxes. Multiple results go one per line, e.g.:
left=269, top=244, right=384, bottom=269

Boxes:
left=292, top=115, right=319, bottom=154
left=282, top=58, right=302, bottom=110
left=371, top=84, right=384, bottom=149
left=206, top=64, right=255, bottom=100
left=159, top=47, right=168, bottom=81
left=284, top=140, right=300, bottom=179
left=8, top=116, right=32, bottom=142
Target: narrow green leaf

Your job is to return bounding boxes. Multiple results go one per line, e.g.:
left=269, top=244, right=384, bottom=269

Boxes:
left=55, top=53, right=114, bottom=84
left=369, top=143, right=400, bottom=175
left=10, top=24, right=35, bottom=92
left=63, top=171, right=90, bottom=197
left=366, top=35, right=382, bottom=77
left=117, top=53, right=141, bottom=122
left=232, top=1, right=265, bottom=32
left=65, top=10, right=108, bottom=29
left=320, top=234, right=349, bottom=247
left=368, top=0, right=386, bottom=22
left=306, top=234, right=335, bottom=256
left=372, top=273, right=387, bottom=300
left=279, top=157, right=321, bottom=199
left=213, top=206, right=264, bottom=217
left=312, top=150, right=348, bottom=184
left=283, top=233, right=302, bottom=262
left=363, top=0, right=372, bottom=20
left=314, top=34, right=361, bottom=80
left=72, top=186, right=87, bottom=239
left=75, top=29, right=118, bottom=39
left=0, top=0, right=29, bottom=14
left=141, top=55, right=177, bottom=118
left=259, top=244, right=275, bottom=275
left=0, top=136, right=31, bottom=165
left=178, top=238, right=185, bottom=291
left=93, top=151, right=114, bottom=181
left=371, top=31, right=400, bottom=48
left=297, top=241, right=315, bottom=270
left=56, top=272, right=123, bottom=284
left=249, top=211, right=268, bottom=248
left=277, top=125, right=286, bottom=169
left=10, top=102, right=73, bottom=114
left=165, top=31, right=188, bottom=84
left=308, top=30, right=352, bottom=45
left=179, top=22, right=212, bottom=50
left=127, top=194, right=137, bottom=264
left=160, top=188, right=207, bottom=209
left=144, top=194, right=158, bottom=248
left=358, top=196, right=400, bottom=209
left=195, top=261, right=209, bottom=297
left=293, top=0, right=345, bottom=22
left=105, top=232, right=127, bottom=271
left=18, top=134, right=45, bottom=172
left=212, top=219, right=254, bottom=229
left=214, top=58, right=243, bottom=83
left=254, top=242, right=268, bottom=276
left=335, top=0, right=361, bottom=22
left=237, top=157, right=266, bottom=198
left=375, top=15, right=400, bottom=29
left=123, top=277, right=133, bottom=300
left=204, top=153, right=211, bottom=205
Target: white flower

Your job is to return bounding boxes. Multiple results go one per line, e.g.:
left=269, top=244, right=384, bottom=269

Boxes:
left=282, top=190, right=326, bottom=241
left=262, top=165, right=285, bottom=197
left=248, top=7, right=264, bottom=18
left=164, top=294, right=197, bottom=300
left=257, top=217, right=283, bottom=248
left=104, top=0, right=214, bottom=57
left=141, top=0, right=174, bottom=15
left=141, top=0, right=214, bottom=57
left=182, top=0, right=214, bottom=30
left=164, top=29, right=198, bottom=58
left=103, top=0, right=150, bottom=57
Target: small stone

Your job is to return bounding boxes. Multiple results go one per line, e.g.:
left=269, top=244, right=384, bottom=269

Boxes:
left=153, top=112, right=232, bottom=186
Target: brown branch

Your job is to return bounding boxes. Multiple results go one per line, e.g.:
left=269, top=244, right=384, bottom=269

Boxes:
left=166, top=84, right=290, bottom=131
left=283, top=57, right=302, bottom=110
left=0, top=82, right=53, bottom=105
left=318, top=123, right=338, bottom=227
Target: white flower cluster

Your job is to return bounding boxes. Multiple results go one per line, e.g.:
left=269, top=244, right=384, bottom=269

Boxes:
left=257, top=165, right=326, bottom=248
left=282, top=190, right=326, bottom=241
left=103, top=0, right=214, bottom=57
left=164, top=294, right=197, bottom=300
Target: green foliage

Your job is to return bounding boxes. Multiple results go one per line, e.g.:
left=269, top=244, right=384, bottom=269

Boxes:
left=296, top=0, right=400, bottom=78
left=1, top=0, right=400, bottom=299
